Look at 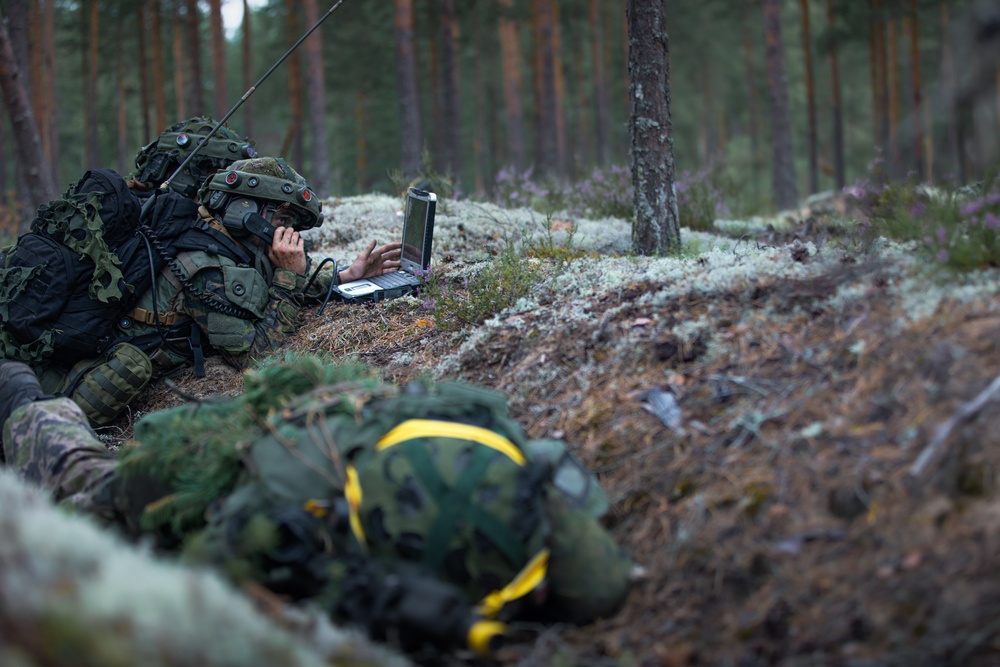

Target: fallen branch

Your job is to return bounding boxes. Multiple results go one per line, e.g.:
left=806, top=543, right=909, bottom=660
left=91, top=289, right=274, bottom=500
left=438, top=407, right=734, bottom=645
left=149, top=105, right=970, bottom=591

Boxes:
left=908, top=372, right=1000, bottom=482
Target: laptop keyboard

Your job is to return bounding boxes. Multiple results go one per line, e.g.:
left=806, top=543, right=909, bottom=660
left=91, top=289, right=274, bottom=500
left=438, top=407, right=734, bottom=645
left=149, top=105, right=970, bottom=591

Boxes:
left=369, top=271, right=419, bottom=288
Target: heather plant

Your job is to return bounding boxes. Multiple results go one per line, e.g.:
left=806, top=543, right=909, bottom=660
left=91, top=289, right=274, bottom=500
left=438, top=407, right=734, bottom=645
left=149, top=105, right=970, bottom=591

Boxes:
left=492, top=166, right=564, bottom=213
left=417, top=239, right=543, bottom=331
left=562, top=165, right=633, bottom=220
left=675, top=168, right=732, bottom=231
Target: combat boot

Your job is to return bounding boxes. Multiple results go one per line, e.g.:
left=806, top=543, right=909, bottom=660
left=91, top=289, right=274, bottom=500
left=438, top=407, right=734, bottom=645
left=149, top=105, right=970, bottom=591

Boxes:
left=0, top=361, right=44, bottom=430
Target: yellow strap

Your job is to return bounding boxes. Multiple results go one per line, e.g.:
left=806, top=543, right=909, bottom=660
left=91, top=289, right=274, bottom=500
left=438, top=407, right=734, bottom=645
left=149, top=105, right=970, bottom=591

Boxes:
left=467, top=620, right=507, bottom=656
left=376, top=419, right=526, bottom=465
left=344, top=464, right=367, bottom=548
left=476, top=548, right=550, bottom=619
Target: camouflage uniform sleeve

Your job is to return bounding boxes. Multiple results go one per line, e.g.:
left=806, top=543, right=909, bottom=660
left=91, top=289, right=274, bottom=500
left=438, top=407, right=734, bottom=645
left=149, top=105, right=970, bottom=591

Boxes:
left=303, top=265, right=336, bottom=303
left=176, top=266, right=307, bottom=369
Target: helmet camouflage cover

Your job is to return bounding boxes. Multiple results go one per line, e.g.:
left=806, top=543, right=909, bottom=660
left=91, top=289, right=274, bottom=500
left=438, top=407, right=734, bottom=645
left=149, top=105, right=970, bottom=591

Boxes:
left=199, top=157, right=323, bottom=231
left=132, top=117, right=256, bottom=197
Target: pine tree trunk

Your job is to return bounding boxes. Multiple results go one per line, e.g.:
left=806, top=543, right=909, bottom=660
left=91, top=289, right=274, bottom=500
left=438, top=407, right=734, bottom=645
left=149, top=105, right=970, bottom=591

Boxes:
left=282, top=0, right=303, bottom=167
left=394, top=0, right=422, bottom=180
left=137, top=2, right=152, bottom=142
left=0, top=17, right=58, bottom=229
left=303, top=0, right=330, bottom=194
left=744, top=9, right=762, bottom=197
left=83, top=0, right=100, bottom=169
left=186, top=0, right=204, bottom=116
left=589, top=0, right=611, bottom=166
left=531, top=0, right=559, bottom=178
left=908, top=0, right=925, bottom=179
left=242, top=0, right=254, bottom=138
left=151, top=0, right=168, bottom=132
left=209, top=0, right=227, bottom=120
left=42, top=0, right=58, bottom=187
left=7, top=0, right=31, bottom=101
left=762, top=0, right=799, bottom=210
left=799, top=0, right=818, bottom=194
left=498, top=0, right=525, bottom=171
left=551, top=0, right=567, bottom=179
left=626, top=0, right=680, bottom=255
left=826, top=1, right=845, bottom=189
left=28, top=2, right=49, bottom=174
left=440, top=0, right=462, bottom=182
left=473, top=3, right=488, bottom=194
left=426, top=2, right=444, bottom=174
left=172, top=2, right=187, bottom=119
left=941, top=1, right=963, bottom=182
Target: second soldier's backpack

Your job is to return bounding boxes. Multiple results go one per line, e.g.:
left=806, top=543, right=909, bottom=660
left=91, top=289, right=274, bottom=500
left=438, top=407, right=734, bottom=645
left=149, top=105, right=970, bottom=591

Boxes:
left=0, top=170, right=251, bottom=367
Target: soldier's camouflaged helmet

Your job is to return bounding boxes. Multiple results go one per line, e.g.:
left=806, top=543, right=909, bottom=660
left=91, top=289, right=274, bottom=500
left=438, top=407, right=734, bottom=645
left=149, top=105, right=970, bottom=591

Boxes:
left=199, top=157, right=323, bottom=231
left=132, top=117, right=256, bottom=198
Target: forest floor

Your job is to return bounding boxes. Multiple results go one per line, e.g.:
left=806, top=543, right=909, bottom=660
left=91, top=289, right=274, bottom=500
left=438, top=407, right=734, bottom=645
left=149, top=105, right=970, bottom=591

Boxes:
left=126, top=192, right=1000, bottom=667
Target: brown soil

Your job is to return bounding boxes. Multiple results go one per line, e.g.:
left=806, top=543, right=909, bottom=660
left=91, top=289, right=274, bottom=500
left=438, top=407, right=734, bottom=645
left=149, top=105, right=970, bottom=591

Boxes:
left=125, top=241, right=1000, bottom=667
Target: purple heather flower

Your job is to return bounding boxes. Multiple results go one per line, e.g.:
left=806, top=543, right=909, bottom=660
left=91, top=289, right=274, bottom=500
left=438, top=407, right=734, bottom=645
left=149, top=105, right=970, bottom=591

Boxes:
left=937, top=250, right=949, bottom=262
left=937, top=227, right=948, bottom=244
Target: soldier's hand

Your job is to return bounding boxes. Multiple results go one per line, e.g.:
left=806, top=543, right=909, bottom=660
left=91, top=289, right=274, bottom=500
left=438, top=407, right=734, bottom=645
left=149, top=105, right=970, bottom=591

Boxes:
left=269, top=226, right=307, bottom=275
left=339, top=240, right=402, bottom=283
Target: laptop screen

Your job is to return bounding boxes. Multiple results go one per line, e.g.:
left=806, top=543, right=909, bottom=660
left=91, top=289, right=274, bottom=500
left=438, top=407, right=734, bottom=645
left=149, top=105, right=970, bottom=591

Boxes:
left=401, top=192, right=432, bottom=269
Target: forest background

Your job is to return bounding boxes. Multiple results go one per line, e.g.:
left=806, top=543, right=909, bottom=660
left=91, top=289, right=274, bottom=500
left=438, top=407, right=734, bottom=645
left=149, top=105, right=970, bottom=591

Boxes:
left=1, top=0, right=998, bottom=233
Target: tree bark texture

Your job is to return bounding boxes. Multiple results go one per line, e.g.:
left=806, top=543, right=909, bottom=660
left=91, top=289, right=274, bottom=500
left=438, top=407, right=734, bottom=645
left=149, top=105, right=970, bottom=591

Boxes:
left=589, top=0, right=611, bottom=166
left=762, top=0, right=799, bottom=210
left=440, top=0, right=463, bottom=181
left=551, top=0, right=567, bottom=179
left=908, top=0, right=924, bottom=179
left=799, top=0, right=818, bottom=194
left=626, top=0, right=680, bottom=255
left=151, top=0, right=168, bottom=132
left=209, top=0, right=227, bottom=120
left=7, top=0, right=31, bottom=101
left=827, top=0, right=846, bottom=189
left=888, top=17, right=900, bottom=174
left=498, top=0, right=526, bottom=171
left=28, top=3, right=49, bottom=173
left=531, top=0, right=559, bottom=178
left=242, top=0, right=254, bottom=139
left=0, top=17, right=58, bottom=228
left=303, top=0, right=330, bottom=194
left=185, top=0, right=205, bottom=116
left=394, top=0, right=423, bottom=179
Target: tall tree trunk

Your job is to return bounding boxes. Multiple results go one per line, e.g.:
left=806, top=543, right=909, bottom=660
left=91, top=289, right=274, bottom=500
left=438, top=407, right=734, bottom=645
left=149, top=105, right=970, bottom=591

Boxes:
left=83, top=0, right=100, bottom=169
left=799, top=0, right=818, bottom=194
left=827, top=0, right=846, bottom=189
left=355, top=91, right=368, bottom=193
left=888, top=17, right=900, bottom=175
left=116, top=17, right=128, bottom=175
left=209, top=0, right=227, bottom=120
left=532, top=0, right=559, bottom=178
left=498, top=0, right=526, bottom=171
left=151, top=0, right=168, bottom=132
left=744, top=9, right=762, bottom=197
left=426, top=2, right=444, bottom=173
left=869, top=0, right=887, bottom=160
left=589, top=0, right=611, bottom=166
left=42, top=0, right=58, bottom=187
left=172, top=1, right=187, bottom=119
left=303, top=0, right=330, bottom=194
left=281, top=0, right=303, bottom=168
left=908, top=0, right=925, bottom=180
left=7, top=1, right=31, bottom=101
left=0, top=17, right=58, bottom=229
left=137, top=2, right=152, bottom=142
left=394, top=0, right=422, bottom=179
left=242, top=0, right=254, bottom=138
left=186, top=0, right=205, bottom=115
left=473, top=3, right=488, bottom=194
left=626, top=0, right=680, bottom=255
left=28, top=2, right=49, bottom=175
left=763, top=0, right=799, bottom=210
left=440, top=0, right=462, bottom=182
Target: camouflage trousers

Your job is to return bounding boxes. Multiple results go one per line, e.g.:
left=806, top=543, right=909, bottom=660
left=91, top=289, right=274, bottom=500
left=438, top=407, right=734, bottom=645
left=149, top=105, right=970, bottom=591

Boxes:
left=2, top=397, right=118, bottom=520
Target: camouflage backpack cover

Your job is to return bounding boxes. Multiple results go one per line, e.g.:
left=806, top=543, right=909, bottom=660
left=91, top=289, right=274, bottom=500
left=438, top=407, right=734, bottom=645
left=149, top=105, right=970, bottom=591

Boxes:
left=119, top=355, right=630, bottom=622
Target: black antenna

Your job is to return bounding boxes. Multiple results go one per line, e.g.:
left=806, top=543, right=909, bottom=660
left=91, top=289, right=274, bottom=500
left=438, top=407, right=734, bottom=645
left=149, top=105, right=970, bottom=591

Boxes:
left=160, top=0, right=348, bottom=193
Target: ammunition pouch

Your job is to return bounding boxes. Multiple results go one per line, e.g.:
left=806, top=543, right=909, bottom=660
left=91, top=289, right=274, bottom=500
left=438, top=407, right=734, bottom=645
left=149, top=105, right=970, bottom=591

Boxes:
left=67, top=342, right=153, bottom=426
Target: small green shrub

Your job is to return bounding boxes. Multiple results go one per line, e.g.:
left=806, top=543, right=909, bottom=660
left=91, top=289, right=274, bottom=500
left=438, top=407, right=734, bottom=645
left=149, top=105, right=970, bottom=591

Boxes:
left=417, top=240, right=543, bottom=331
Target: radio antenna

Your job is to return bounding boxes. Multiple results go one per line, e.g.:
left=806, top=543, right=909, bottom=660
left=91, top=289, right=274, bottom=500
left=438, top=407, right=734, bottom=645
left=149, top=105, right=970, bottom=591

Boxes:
left=159, top=0, right=348, bottom=194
